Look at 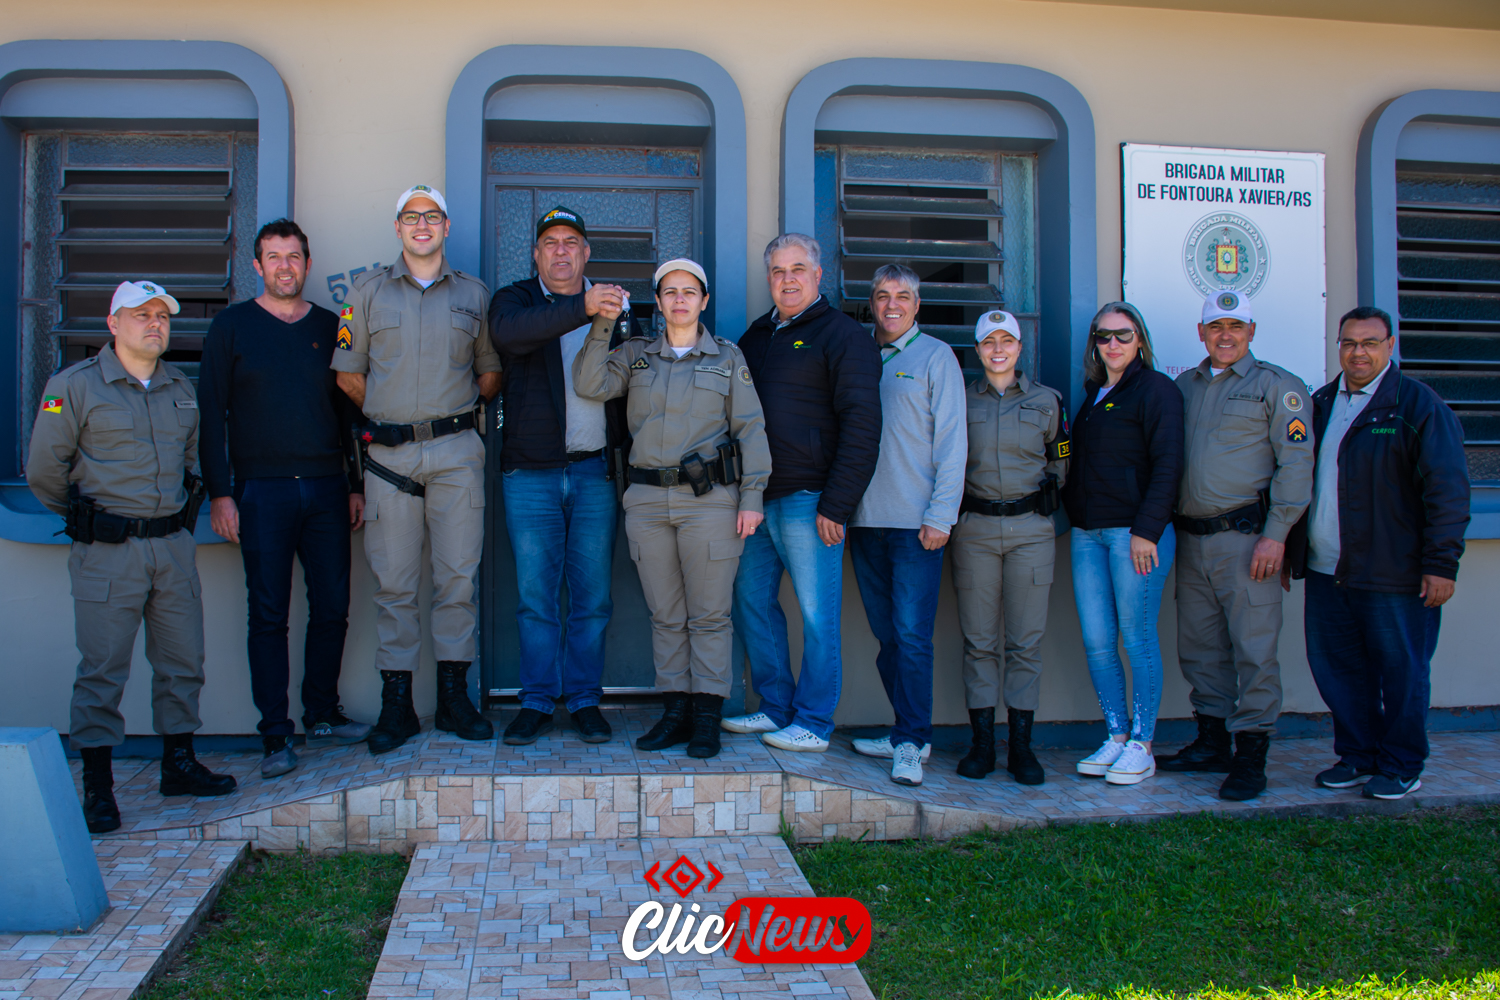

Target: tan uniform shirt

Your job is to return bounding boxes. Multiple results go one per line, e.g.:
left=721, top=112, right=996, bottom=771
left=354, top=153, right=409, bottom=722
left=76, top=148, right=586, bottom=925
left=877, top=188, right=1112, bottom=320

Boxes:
left=963, top=372, right=1069, bottom=501
left=329, top=254, right=501, bottom=424
left=1175, top=352, right=1314, bottom=543
left=572, top=318, right=773, bottom=514
left=27, top=344, right=198, bottom=519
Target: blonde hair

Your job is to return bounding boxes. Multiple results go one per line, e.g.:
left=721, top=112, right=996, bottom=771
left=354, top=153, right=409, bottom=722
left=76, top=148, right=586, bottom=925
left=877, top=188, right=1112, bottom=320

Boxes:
left=1083, top=301, right=1156, bottom=386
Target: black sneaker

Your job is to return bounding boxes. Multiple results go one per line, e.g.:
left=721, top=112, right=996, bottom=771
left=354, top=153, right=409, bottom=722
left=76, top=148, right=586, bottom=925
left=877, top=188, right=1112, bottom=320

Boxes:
left=570, top=705, right=612, bottom=744
left=503, top=707, right=555, bottom=746
left=1362, top=773, right=1422, bottom=800
left=1315, top=760, right=1378, bottom=788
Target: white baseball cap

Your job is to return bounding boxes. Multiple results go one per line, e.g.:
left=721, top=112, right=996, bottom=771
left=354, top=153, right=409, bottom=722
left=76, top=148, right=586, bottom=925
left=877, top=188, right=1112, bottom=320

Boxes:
left=396, top=184, right=448, bottom=215
left=110, top=280, right=180, bottom=315
left=653, top=258, right=709, bottom=292
left=974, top=309, right=1021, bottom=343
left=1202, top=289, right=1253, bottom=324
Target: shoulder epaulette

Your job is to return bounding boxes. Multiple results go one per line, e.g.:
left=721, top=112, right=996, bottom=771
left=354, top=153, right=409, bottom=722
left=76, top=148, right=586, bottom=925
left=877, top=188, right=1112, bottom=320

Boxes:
left=351, top=267, right=386, bottom=290
left=62, top=355, right=102, bottom=378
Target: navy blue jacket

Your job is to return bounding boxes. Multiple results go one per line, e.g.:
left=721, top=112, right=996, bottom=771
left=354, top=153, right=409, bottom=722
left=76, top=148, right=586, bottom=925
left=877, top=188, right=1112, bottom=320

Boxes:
left=1288, top=365, right=1469, bottom=591
left=488, top=277, right=641, bottom=470
left=737, top=297, right=882, bottom=524
left=1061, top=357, right=1184, bottom=543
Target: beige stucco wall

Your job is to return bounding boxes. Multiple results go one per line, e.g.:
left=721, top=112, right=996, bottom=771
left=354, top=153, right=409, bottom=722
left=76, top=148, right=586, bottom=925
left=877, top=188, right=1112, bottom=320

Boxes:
left=0, top=0, right=1496, bottom=735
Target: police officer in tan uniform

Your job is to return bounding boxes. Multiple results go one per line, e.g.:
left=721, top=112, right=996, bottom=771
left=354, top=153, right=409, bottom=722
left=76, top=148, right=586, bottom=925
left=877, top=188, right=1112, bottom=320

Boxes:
left=28, top=280, right=237, bottom=833
left=1159, top=290, right=1314, bottom=801
left=572, top=258, right=771, bottom=759
left=949, top=310, right=1069, bottom=785
left=332, top=185, right=502, bottom=754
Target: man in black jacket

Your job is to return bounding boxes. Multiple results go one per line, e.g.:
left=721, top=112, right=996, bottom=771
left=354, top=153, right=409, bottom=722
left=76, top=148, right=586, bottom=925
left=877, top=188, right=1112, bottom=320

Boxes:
left=722, top=234, right=882, bottom=752
left=488, top=207, right=641, bottom=746
left=199, top=219, right=370, bottom=779
left=1287, top=306, right=1470, bottom=801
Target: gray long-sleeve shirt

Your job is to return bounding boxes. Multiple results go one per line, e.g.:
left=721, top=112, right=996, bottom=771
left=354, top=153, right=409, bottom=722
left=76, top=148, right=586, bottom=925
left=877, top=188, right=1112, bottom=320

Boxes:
left=851, top=329, right=966, bottom=531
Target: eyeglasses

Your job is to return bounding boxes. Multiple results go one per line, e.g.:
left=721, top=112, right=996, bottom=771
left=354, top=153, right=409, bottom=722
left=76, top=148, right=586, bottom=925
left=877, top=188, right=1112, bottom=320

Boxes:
left=1338, top=335, right=1391, bottom=353
left=398, top=211, right=446, bottom=226
left=1092, top=329, right=1137, bottom=344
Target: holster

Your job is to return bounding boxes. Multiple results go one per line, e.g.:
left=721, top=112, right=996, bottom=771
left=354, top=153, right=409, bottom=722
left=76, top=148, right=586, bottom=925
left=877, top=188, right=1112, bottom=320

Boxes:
left=64, top=484, right=96, bottom=544
left=183, top=471, right=207, bottom=529
left=717, top=440, right=742, bottom=487
left=680, top=453, right=714, bottom=497
left=1038, top=474, right=1061, bottom=516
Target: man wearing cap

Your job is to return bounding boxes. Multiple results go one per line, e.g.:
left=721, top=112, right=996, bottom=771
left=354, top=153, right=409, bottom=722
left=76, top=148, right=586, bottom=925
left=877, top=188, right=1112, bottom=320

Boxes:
left=1158, top=290, right=1314, bottom=801
left=488, top=206, right=643, bottom=746
left=948, top=308, right=1069, bottom=786
left=28, top=280, right=238, bottom=833
left=846, top=264, right=965, bottom=787
left=332, top=185, right=501, bottom=754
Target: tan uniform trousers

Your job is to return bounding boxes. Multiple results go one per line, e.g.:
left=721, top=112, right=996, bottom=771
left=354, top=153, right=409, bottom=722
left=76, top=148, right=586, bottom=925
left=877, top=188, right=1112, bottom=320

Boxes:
left=363, top=430, right=485, bottom=673
left=623, top=483, right=744, bottom=697
left=1174, top=529, right=1284, bottom=732
left=950, top=510, right=1055, bottom=711
left=67, top=529, right=205, bottom=748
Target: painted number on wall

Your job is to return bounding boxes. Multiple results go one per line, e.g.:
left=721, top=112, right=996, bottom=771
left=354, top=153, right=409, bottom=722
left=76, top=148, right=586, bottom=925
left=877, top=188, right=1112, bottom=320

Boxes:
left=325, top=263, right=382, bottom=304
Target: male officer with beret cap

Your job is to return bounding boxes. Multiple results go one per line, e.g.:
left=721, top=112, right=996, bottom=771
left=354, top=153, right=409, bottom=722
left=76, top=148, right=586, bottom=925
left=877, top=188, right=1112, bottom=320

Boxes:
left=28, top=280, right=237, bottom=833
left=1159, top=290, right=1314, bottom=800
left=333, top=185, right=502, bottom=754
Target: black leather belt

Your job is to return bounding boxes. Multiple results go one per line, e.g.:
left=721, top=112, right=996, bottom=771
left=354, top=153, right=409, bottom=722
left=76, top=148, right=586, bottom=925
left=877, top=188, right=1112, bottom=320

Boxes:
left=1175, top=501, right=1265, bottom=536
left=89, top=508, right=191, bottom=543
left=629, top=456, right=735, bottom=489
left=961, top=490, right=1044, bottom=517
left=359, top=409, right=477, bottom=447
left=567, top=449, right=604, bottom=463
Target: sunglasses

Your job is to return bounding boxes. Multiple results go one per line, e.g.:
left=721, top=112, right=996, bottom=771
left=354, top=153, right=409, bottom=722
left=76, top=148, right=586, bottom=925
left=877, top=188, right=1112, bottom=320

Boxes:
left=1092, top=328, right=1138, bottom=345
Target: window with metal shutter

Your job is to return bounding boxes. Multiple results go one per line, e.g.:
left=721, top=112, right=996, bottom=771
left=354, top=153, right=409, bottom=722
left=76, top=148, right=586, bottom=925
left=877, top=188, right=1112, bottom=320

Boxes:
left=814, top=145, right=1038, bottom=378
left=18, top=130, right=258, bottom=457
left=1394, top=167, right=1500, bottom=484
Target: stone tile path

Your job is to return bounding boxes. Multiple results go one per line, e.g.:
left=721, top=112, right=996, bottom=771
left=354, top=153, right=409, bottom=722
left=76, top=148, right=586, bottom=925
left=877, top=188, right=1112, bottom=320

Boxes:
left=369, top=835, right=874, bottom=1000
left=72, top=711, right=1500, bottom=851
left=0, top=839, right=244, bottom=1000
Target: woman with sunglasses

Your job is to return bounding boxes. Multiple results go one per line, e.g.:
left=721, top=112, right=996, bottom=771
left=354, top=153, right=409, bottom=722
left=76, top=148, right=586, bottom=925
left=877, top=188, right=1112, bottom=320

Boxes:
left=572, top=259, right=772, bottom=758
left=1061, top=302, right=1184, bottom=785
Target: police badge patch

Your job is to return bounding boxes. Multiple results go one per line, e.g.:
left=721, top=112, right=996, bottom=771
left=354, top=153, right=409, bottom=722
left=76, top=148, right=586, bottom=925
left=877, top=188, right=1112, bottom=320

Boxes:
left=1283, top=391, right=1303, bottom=412
left=738, top=366, right=753, bottom=386
left=1288, top=418, right=1307, bottom=442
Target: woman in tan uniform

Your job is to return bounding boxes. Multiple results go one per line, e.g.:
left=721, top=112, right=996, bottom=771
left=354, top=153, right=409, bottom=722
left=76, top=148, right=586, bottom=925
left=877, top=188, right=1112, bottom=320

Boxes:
left=573, top=259, right=771, bottom=758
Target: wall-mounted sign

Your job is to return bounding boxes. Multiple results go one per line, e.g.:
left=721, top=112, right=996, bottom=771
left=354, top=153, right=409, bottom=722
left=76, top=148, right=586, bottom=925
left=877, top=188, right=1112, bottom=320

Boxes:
left=1121, top=142, right=1327, bottom=387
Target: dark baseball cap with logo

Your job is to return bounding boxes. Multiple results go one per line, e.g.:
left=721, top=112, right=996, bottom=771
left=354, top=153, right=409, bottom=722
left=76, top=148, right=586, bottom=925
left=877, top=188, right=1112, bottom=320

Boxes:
left=536, top=205, right=587, bottom=240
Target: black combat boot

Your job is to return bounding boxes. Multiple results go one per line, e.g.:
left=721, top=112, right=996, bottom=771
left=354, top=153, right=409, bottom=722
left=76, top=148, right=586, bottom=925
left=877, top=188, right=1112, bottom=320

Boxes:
left=79, top=746, right=121, bottom=833
left=1156, top=712, right=1232, bottom=772
left=1219, top=731, right=1271, bottom=801
left=159, top=733, right=237, bottom=797
left=368, top=670, right=422, bottom=755
left=957, top=707, right=996, bottom=780
left=434, top=660, right=494, bottom=741
left=686, top=693, right=724, bottom=759
left=1005, top=707, right=1046, bottom=785
left=637, top=692, right=693, bottom=751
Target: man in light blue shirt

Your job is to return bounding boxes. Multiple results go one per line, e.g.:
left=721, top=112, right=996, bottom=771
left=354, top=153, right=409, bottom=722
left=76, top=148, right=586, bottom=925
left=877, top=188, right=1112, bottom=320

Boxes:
left=847, top=264, right=966, bottom=787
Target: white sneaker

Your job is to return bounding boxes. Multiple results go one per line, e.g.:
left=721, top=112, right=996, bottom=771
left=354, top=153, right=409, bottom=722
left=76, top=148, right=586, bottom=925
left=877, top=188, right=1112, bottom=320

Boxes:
left=1105, top=740, right=1156, bottom=785
left=890, top=743, right=924, bottom=786
left=1077, top=738, right=1127, bottom=776
left=721, top=712, right=779, bottom=734
left=851, top=735, right=932, bottom=761
left=761, top=725, right=829, bottom=753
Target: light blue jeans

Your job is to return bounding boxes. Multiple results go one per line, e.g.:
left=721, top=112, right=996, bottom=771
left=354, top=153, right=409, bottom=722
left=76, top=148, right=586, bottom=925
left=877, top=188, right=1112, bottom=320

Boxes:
left=1070, top=525, right=1176, bottom=741
left=731, top=490, right=845, bottom=739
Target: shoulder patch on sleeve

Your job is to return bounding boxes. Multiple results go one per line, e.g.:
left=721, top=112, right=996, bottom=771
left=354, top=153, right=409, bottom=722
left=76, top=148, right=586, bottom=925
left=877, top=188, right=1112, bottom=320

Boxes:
left=1288, top=418, right=1307, bottom=442
left=738, top=366, right=753, bottom=386
left=1282, top=390, right=1304, bottom=412
left=41, top=396, right=62, bottom=414
left=337, top=326, right=353, bottom=350
left=339, top=305, right=354, bottom=321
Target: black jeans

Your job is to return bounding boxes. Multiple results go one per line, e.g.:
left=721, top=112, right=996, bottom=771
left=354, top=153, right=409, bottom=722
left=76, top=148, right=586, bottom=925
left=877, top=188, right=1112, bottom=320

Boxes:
left=236, top=475, right=352, bottom=736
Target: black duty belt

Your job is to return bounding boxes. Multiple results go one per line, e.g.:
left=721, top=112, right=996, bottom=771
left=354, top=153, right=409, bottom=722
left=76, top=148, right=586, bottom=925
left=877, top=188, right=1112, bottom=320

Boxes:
left=567, top=449, right=604, bottom=463
left=961, top=490, right=1045, bottom=518
left=1175, top=501, right=1265, bottom=536
left=629, top=455, right=735, bottom=489
left=358, top=409, right=478, bottom=447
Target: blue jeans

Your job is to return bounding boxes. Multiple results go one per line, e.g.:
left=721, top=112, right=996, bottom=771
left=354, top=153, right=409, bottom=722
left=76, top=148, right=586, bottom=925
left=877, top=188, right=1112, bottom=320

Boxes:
left=1070, top=525, right=1176, bottom=741
left=235, top=474, right=351, bottom=736
left=1304, top=571, right=1439, bottom=778
left=848, top=527, right=944, bottom=749
left=732, top=491, right=845, bottom=739
left=503, top=456, right=616, bottom=712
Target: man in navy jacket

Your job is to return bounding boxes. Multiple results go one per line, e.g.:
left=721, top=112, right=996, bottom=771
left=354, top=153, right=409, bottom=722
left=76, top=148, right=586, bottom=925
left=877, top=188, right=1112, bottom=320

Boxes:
left=1287, top=306, right=1470, bottom=801
left=722, top=234, right=882, bottom=751
left=488, top=207, right=643, bottom=746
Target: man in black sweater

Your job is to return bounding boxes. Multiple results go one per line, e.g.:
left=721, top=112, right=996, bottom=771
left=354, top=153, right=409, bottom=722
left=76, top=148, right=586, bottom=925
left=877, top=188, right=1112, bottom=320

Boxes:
left=199, top=219, right=370, bottom=778
left=488, top=207, right=641, bottom=746
left=722, top=234, right=882, bottom=752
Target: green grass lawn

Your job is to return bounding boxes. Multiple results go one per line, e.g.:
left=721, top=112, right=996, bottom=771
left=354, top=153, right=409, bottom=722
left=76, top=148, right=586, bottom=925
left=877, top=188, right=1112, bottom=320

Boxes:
left=797, top=806, right=1500, bottom=1000
left=140, top=849, right=409, bottom=1000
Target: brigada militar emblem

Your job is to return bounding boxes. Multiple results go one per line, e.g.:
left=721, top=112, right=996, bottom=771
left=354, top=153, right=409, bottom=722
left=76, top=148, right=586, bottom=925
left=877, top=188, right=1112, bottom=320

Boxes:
left=1183, top=212, right=1269, bottom=299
